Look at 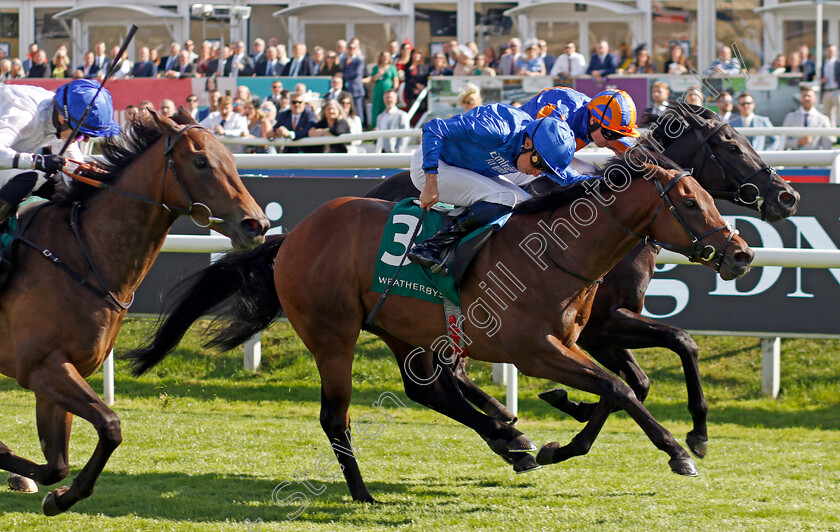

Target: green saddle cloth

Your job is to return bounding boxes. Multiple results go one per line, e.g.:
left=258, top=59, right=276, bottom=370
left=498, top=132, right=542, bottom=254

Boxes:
left=373, top=197, right=512, bottom=306
left=0, top=216, right=19, bottom=255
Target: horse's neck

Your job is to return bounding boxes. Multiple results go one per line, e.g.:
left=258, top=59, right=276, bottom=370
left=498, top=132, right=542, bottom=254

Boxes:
left=543, top=179, right=660, bottom=282
left=79, top=144, right=178, bottom=301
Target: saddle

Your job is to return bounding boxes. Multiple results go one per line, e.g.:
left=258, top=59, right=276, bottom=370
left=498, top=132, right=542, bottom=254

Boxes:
left=0, top=200, right=49, bottom=292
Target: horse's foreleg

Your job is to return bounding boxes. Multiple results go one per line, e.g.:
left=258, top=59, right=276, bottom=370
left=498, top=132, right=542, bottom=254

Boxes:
left=316, top=354, right=375, bottom=503
left=385, top=338, right=538, bottom=473
left=451, top=357, right=518, bottom=425
left=584, top=308, right=708, bottom=457
left=22, top=350, right=121, bottom=516
left=536, top=398, right=612, bottom=465
left=521, top=336, right=697, bottom=476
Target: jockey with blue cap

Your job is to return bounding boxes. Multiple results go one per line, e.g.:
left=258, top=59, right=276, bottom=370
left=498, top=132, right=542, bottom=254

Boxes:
left=520, top=87, right=641, bottom=156
left=407, top=103, right=578, bottom=274
left=0, top=79, right=121, bottom=226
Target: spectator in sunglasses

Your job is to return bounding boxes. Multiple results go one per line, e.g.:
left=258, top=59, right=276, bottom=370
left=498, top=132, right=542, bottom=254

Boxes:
left=270, top=91, right=319, bottom=153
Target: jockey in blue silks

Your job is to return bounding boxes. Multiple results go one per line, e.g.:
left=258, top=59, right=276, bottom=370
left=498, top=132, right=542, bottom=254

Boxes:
left=407, top=103, right=578, bottom=274
left=520, top=87, right=641, bottom=155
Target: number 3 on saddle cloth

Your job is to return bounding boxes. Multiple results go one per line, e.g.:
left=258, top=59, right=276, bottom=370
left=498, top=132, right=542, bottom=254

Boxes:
left=0, top=201, right=48, bottom=292
left=371, top=198, right=512, bottom=357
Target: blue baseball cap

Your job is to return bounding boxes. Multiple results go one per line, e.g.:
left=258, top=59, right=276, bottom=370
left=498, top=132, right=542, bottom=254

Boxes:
left=525, top=117, right=575, bottom=177
left=54, top=79, right=121, bottom=137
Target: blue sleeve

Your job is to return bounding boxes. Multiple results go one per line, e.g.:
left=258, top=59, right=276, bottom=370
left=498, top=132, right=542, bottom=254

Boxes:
left=421, top=112, right=510, bottom=173
left=546, top=165, right=593, bottom=187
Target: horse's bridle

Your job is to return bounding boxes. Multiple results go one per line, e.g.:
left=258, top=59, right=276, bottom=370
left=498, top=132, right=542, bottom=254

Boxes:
left=687, top=119, right=777, bottom=220
left=65, top=124, right=224, bottom=228
left=601, top=170, right=739, bottom=272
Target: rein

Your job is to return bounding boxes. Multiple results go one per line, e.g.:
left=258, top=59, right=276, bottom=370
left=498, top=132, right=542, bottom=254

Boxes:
left=18, top=124, right=220, bottom=310
left=598, top=170, right=738, bottom=272
left=688, top=120, right=776, bottom=220
left=64, top=124, right=224, bottom=228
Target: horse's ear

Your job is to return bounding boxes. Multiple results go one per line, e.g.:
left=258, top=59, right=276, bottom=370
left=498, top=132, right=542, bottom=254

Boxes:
left=174, top=106, right=199, bottom=125
left=148, top=109, right=179, bottom=134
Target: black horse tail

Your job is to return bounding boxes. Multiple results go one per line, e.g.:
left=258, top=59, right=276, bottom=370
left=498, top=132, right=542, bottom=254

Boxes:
left=123, top=234, right=286, bottom=377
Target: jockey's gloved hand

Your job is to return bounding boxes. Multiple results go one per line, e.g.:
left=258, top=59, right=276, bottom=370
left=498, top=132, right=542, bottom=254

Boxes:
left=33, top=154, right=65, bottom=175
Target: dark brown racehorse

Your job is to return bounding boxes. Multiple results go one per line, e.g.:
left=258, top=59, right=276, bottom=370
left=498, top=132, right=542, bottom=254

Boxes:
left=0, top=110, right=268, bottom=515
left=365, top=103, right=800, bottom=457
left=126, top=150, right=754, bottom=502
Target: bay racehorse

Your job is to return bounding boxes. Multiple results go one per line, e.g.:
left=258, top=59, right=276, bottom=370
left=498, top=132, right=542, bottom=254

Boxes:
left=126, top=150, right=753, bottom=502
left=365, top=103, right=800, bottom=457
left=0, top=109, right=268, bottom=515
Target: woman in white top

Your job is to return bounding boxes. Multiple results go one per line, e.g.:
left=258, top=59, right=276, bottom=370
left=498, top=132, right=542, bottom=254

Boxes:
left=339, top=96, right=363, bottom=153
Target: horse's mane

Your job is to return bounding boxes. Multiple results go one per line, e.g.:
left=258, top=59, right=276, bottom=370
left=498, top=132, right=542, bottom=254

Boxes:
left=514, top=149, right=684, bottom=215
left=55, top=114, right=197, bottom=207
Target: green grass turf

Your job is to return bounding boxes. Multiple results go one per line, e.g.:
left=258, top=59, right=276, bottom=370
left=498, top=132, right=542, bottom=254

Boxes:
left=0, top=319, right=837, bottom=531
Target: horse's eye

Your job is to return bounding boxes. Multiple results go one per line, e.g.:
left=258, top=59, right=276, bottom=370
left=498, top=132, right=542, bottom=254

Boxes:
left=727, top=144, right=739, bottom=152
left=685, top=199, right=698, bottom=209
left=193, top=157, right=208, bottom=169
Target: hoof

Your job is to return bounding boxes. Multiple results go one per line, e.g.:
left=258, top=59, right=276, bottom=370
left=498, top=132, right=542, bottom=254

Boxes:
left=42, top=486, right=70, bottom=516
left=686, top=433, right=708, bottom=459
left=511, top=452, right=542, bottom=474
left=535, top=441, right=561, bottom=466
left=537, top=388, right=567, bottom=406
left=669, top=457, right=699, bottom=477
left=8, top=473, right=38, bottom=493
left=507, top=434, right=537, bottom=453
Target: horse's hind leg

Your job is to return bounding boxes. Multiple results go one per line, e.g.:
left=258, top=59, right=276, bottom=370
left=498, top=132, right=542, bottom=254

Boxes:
left=20, top=350, right=121, bottom=515
left=451, top=357, right=518, bottom=425
left=382, top=336, right=538, bottom=473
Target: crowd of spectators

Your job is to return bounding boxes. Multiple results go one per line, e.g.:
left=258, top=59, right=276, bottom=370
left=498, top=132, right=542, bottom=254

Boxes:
left=3, top=34, right=838, bottom=153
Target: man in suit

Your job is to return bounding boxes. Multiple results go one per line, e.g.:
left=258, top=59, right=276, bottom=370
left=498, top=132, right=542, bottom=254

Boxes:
left=323, top=73, right=351, bottom=103
left=782, top=86, right=834, bottom=150
left=131, top=47, right=158, bottom=78
left=90, top=41, right=108, bottom=78
left=264, top=80, right=285, bottom=109
left=498, top=38, right=522, bottom=75
left=161, top=43, right=181, bottom=76
left=251, top=38, right=265, bottom=65
left=822, top=45, right=840, bottom=126
left=715, top=91, right=735, bottom=122
left=27, top=50, right=50, bottom=78
left=341, top=41, right=366, bottom=126
left=799, top=44, right=816, bottom=82
left=224, top=41, right=254, bottom=77
left=730, top=92, right=780, bottom=151
left=271, top=91, right=320, bottom=153
left=255, top=46, right=282, bottom=77
left=164, top=50, right=196, bottom=78
left=75, top=52, right=100, bottom=79
left=21, top=43, right=38, bottom=74
left=374, top=89, right=411, bottom=153
left=586, top=40, right=617, bottom=81
left=538, top=40, right=555, bottom=74
left=282, top=43, right=314, bottom=76
left=311, top=46, right=326, bottom=75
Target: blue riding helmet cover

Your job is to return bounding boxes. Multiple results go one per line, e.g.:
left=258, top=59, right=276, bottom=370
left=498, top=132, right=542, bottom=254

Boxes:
left=525, top=117, right=575, bottom=177
left=54, top=79, right=121, bottom=137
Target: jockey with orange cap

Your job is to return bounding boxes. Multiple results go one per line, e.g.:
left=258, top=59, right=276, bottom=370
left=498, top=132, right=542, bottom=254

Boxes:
left=520, top=87, right=640, bottom=155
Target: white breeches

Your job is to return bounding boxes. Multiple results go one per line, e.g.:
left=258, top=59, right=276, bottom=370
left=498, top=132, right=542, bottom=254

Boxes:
left=410, top=148, right=532, bottom=208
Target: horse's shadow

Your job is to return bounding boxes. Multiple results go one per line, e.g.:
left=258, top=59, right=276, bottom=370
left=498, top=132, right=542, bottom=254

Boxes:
left=0, top=472, right=451, bottom=525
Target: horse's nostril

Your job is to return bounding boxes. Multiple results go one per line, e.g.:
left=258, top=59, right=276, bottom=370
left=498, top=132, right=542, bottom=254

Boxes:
left=734, top=251, right=752, bottom=265
left=241, top=218, right=263, bottom=236
left=779, top=191, right=797, bottom=209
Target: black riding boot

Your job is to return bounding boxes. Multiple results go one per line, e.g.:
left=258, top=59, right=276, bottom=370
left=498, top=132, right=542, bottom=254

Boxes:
left=408, top=201, right=511, bottom=275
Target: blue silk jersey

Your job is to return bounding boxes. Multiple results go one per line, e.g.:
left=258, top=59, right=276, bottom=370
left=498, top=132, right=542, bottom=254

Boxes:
left=520, top=87, right=634, bottom=153
left=421, top=103, right=577, bottom=183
